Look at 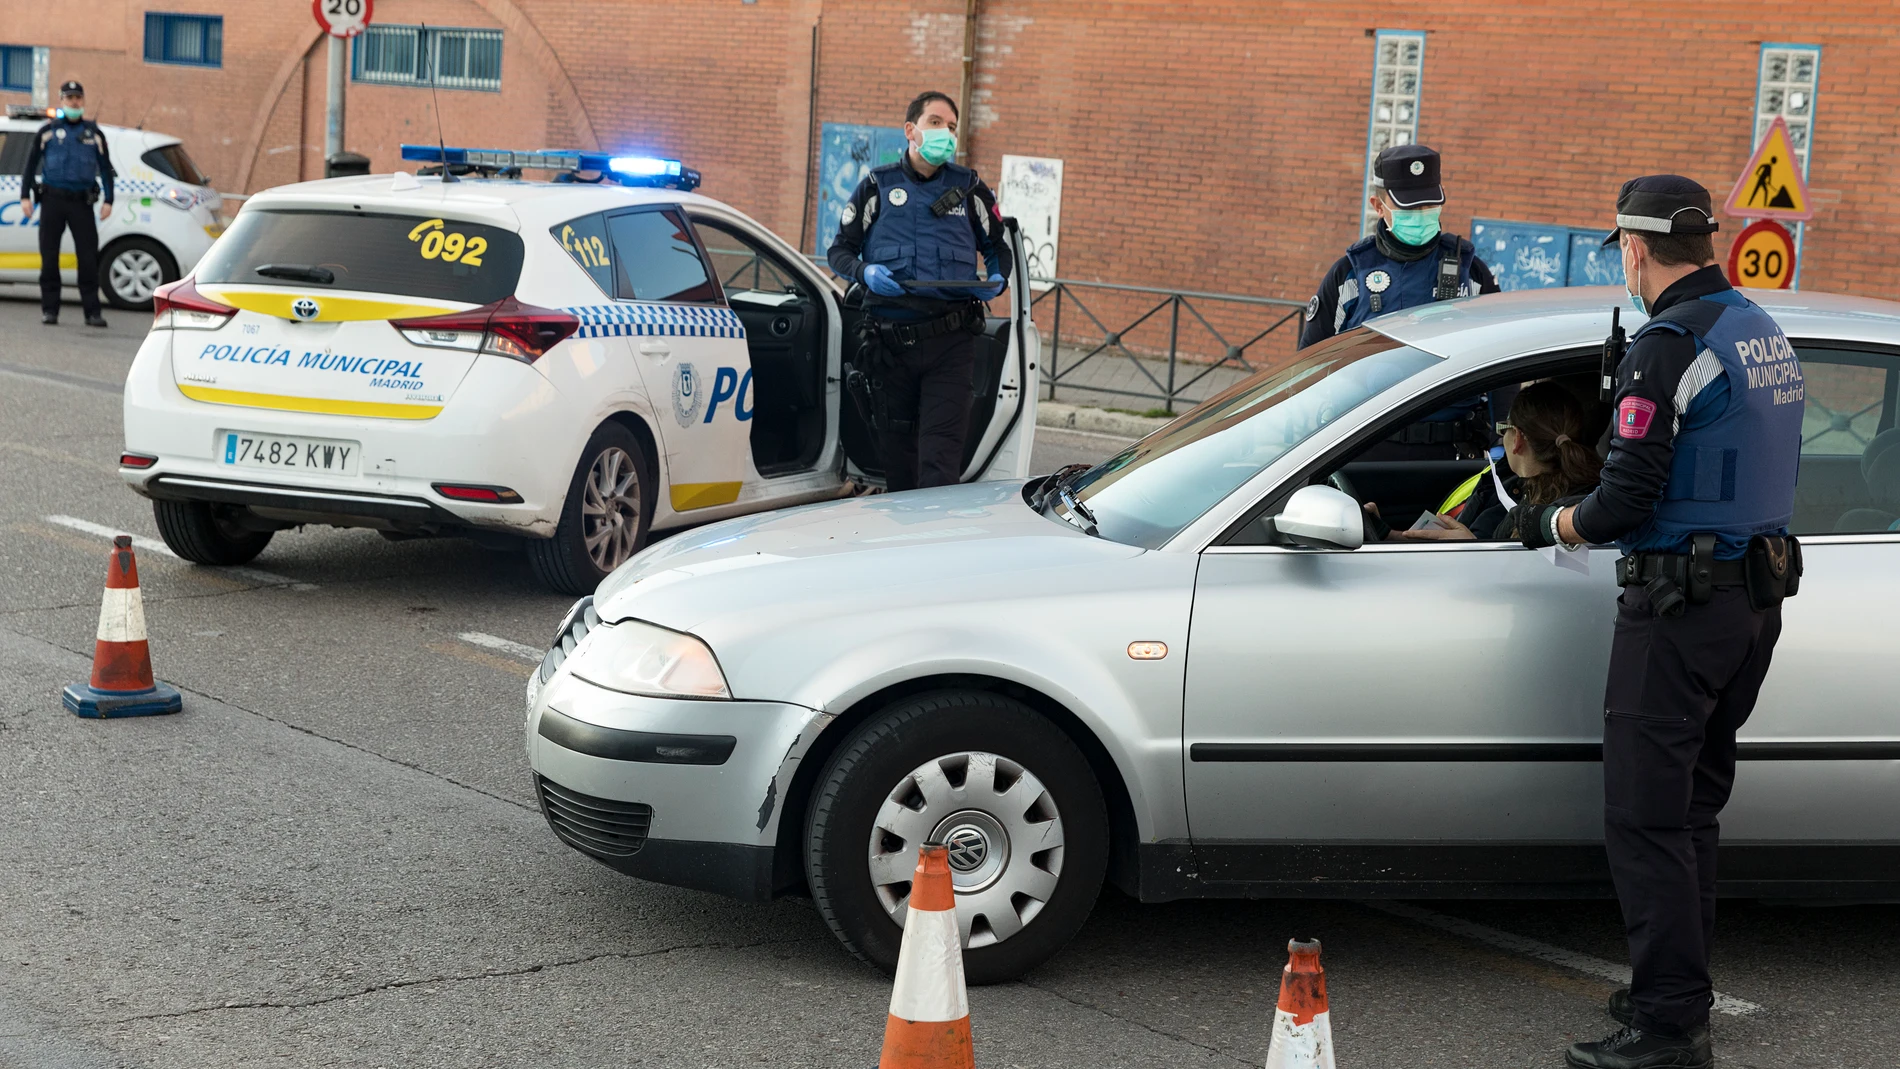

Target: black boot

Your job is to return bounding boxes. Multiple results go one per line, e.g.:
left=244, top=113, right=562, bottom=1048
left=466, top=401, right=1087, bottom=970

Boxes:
left=1607, top=987, right=1633, bottom=1025
left=41, top=311, right=57, bottom=325
left=1565, top=1025, right=1711, bottom=1069
left=85, top=313, right=108, bottom=328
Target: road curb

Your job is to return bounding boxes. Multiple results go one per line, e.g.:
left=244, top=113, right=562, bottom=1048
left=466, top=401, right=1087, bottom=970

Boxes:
left=1036, top=402, right=1170, bottom=439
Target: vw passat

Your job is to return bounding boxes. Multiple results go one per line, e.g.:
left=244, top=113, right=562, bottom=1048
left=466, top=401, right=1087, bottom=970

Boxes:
left=119, top=146, right=1037, bottom=593
left=528, top=287, right=1900, bottom=980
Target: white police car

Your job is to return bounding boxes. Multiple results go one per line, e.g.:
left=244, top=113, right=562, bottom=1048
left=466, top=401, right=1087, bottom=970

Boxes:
left=119, top=146, right=1038, bottom=593
left=1, top=107, right=223, bottom=309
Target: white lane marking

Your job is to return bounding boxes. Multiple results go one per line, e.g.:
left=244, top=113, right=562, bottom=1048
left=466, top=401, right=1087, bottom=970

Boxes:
left=1366, top=901, right=1763, bottom=1017
left=44, top=515, right=317, bottom=591
left=458, top=632, right=542, bottom=663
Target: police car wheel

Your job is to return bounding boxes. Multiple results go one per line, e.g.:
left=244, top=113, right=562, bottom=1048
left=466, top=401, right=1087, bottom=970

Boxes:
left=803, top=690, right=1109, bottom=984
left=151, top=499, right=273, bottom=566
left=102, top=238, right=178, bottom=311
left=526, top=423, right=652, bottom=595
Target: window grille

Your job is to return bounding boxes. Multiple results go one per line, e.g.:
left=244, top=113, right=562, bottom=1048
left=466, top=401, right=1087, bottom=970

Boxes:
left=1752, top=42, right=1820, bottom=287
left=354, top=25, right=502, bottom=92
left=143, top=13, right=223, bottom=68
left=0, top=45, right=32, bottom=92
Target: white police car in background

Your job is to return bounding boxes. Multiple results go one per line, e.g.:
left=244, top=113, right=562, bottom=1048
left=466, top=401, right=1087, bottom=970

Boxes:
left=119, top=145, right=1039, bottom=593
left=1, top=106, right=223, bottom=309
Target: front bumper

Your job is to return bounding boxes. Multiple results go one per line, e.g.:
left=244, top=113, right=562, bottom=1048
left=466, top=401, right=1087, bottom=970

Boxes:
left=526, top=666, right=830, bottom=902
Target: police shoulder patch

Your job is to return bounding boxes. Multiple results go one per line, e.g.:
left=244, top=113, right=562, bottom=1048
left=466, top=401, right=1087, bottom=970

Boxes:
left=1304, top=296, right=1319, bottom=322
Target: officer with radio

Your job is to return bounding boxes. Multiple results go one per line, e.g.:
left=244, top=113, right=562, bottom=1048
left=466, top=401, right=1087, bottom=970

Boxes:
left=827, top=90, right=1012, bottom=491
left=1514, top=176, right=1803, bottom=1069
left=19, top=80, right=115, bottom=327
left=1299, top=144, right=1497, bottom=349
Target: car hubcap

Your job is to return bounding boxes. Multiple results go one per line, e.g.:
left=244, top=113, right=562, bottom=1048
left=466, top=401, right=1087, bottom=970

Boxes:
left=109, top=250, right=163, bottom=302
left=580, top=446, right=641, bottom=572
left=868, top=751, right=1065, bottom=948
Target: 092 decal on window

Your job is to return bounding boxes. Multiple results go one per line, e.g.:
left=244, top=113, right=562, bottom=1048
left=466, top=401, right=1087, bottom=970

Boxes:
left=407, top=218, right=487, bottom=266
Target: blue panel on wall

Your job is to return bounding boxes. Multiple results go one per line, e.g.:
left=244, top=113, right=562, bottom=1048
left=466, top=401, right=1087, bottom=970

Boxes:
left=1568, top=231, right=1624, bottom=287
left=1471, top=218, right=1623, bottom=291
left=815, top=123, right=908, bottom=257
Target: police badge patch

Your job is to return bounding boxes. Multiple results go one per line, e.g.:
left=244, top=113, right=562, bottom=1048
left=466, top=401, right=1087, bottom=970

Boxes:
left=1365, top=270, right=1392, bottom=293
left=1304, top=296, right=1319, bottom=322
left=888, top=188, right=908, bottom=207
left=672, top=362, right=703, bottom=427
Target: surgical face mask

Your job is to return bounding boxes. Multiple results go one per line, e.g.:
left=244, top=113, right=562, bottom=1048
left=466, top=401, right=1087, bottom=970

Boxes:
left=59, top=106, right=83, bottom=121
left=1623, top=242, right=1646, bottom=315
left=1389, top=206, right=1442, bottom=246
left=915, top=127, right=957, bottom=167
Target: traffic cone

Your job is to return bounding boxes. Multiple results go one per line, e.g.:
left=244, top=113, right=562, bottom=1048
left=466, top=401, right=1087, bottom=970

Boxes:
left=1263, top=937, right=1336, bottom=1069
left=61, top=535, right=182, bottom=718
left=878, top=842, right=973, bottom=1069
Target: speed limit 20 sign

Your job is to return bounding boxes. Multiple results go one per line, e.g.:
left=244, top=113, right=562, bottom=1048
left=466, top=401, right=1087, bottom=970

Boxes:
left=1726, top=219, right=1796, bottom=291
left=313, top=0, right=373, bottom=37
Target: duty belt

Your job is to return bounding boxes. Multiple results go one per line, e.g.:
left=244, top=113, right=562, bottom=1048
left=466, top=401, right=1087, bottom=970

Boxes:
left=870, top=303, right=980, bottom=350
left=1615, top=551, right=1746, bottom=590
left=38, top=185, right=95, bottom=202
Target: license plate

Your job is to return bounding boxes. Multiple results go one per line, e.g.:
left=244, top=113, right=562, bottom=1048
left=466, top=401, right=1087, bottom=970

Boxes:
left=219, top=431, right=360, bottom=474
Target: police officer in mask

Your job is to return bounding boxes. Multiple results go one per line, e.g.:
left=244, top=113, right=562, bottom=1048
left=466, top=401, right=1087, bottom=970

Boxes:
left=827, top=90, right=1012, bottom=491
left=20, top=81, right=116, bottom=327
left=1299, top=144, right=1497, bottom=349
left=1514, top=176, right=1802, bottom=1069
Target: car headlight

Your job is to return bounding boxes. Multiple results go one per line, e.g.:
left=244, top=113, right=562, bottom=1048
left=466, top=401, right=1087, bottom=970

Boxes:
left=566, top=619, right=731, bottom=699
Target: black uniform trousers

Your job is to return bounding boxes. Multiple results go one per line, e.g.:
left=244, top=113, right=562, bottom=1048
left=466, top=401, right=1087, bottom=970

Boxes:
left=875, top=328, right=978, bottom=492
left=37, top=187, right=103, bottom=319
left=1603, top=584, right=1782, bottom=1037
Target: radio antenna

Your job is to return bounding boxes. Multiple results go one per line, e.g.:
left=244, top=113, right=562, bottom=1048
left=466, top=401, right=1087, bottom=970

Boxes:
left=423, top=24, right=457, bottom=182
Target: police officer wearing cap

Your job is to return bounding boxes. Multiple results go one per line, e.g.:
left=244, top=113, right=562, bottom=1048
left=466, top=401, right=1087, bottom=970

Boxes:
left=827, top=90, right=1012, bottom=491
left=1513, top=176, right=1802, bottom=1069
left=19, top=80, right=115, bottom=327
left=1298, top=144, right=1497, bottom=349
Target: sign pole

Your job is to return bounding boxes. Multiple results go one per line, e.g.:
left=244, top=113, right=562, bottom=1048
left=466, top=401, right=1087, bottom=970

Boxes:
left=324, top=33, right=346, bottom=160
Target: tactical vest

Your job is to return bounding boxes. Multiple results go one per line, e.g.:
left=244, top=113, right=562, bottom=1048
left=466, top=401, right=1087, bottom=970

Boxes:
left=1339, top=232, right=1475, bottom=332
left=1619, top=289, right=1803, bottom=559
left=39, top=120, right=102, bottom=191
left=863, top=160, right=981, bottom=304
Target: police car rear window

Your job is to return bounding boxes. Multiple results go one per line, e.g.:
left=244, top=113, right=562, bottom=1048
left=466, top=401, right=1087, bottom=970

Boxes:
left=195, top=209, right=524, bottom=305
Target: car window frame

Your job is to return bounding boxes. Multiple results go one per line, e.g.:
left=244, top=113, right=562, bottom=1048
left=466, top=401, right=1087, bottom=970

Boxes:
left=601, top=203, right=725, bottom=306
left=689, top=213, right=814, bottom=304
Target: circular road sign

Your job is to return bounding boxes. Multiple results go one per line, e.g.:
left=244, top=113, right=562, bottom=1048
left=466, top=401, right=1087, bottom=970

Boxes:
left=313, top=0, right=373, bottom=37
left=1727, top=219, right=1796, bottom=290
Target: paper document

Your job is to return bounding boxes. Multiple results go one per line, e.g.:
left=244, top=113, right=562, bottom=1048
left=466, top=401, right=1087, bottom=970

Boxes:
left=1488, top=462, right=1594, bottom=576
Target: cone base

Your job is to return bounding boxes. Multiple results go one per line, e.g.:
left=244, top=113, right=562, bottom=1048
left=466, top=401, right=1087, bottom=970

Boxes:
left=62, top=681, right=183, bottom=718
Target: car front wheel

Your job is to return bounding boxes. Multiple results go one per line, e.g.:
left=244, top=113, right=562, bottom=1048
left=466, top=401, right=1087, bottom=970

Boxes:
left=804, top=690, right=1109, bottom=983
left=526, top=422, right=653, bottom=595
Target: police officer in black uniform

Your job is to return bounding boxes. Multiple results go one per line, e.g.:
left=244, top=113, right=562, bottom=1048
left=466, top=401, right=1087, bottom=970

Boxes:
left=1514, top=176, right=1803, bottom=1069
left=1299, top=144, right=1498, bottom=349
left=20, top=81, right=115, bottom=327
left=827, top=90, right=1012, bottom=491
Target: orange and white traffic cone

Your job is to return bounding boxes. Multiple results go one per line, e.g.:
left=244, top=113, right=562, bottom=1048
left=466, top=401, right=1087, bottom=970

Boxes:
left=1263, top=937, right=1336, bottom=1069
left=61, top=535, right=182, bottom=718
left=878, top=842, right=973, bottom=1069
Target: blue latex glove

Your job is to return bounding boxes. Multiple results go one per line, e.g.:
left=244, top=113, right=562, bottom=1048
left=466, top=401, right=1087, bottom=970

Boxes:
left=862, top=263, right=905, bottom=297
left=972, top=273, right=1006, bottom=300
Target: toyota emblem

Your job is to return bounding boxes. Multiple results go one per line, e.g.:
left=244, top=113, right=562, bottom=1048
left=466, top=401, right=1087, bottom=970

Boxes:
left=291, top=297, right=320, bottom=321
left=945, top=826, right=988, bottom=872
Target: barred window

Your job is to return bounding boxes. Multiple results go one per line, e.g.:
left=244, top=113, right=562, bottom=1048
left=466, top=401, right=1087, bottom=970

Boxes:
left=144, top=13, right=223, bottom=68
left=1362, top=30, right=1425, bottom=236
left=0, top=45, right=33, bottom=92
left=352, top=25, right=501, bottom=92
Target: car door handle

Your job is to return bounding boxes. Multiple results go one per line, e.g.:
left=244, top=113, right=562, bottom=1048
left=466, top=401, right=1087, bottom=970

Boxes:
left=638, top=341, right=671, bottom=356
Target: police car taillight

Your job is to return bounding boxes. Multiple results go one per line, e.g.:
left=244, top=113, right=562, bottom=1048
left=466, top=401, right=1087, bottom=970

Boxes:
left=152, top=278, right=237, bottom=331
left=391, top=298, right=579, bottom=364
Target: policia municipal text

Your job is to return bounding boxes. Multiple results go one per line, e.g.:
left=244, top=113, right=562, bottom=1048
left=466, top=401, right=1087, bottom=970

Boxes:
left=19, top=80, right=115, bottom=328
left=827, top=91, right=1011, bottom=491
left=1513, top=176, right=1803, bottom=1069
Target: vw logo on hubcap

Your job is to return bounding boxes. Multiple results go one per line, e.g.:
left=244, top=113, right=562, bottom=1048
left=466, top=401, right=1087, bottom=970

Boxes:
left=291, top=297, right=320, bottom=321
left=944, top=825, right=989, bottom=872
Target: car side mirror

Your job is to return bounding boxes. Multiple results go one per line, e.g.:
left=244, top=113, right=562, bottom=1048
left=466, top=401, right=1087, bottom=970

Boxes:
left=1263, top=484, right=1364, bottom=550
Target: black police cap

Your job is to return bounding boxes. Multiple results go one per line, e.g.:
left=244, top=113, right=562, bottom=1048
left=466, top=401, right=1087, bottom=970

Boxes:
left=59, top=80, right=83, bottom=96
left=1373, top=144, right=1444, bottom=208
left=1602, top=174, right=1719, bottom=246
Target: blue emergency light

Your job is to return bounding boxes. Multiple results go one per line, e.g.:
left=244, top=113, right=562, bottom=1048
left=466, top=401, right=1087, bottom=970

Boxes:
left=398, top=145, right=701, bottom=191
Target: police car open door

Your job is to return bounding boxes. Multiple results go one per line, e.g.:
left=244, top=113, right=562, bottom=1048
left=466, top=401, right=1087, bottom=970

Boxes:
left=836, top=217, right=1040, bottom=486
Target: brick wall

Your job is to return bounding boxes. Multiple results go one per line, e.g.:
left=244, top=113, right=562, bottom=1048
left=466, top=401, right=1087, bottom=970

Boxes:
left=2, top=0, right=1893, bottom=303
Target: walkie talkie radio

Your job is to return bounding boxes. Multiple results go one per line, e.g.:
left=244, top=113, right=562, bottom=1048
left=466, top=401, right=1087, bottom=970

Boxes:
left=928, top=185, right=967, bottom=217
left=1600, top=306, right=1626, bottom=403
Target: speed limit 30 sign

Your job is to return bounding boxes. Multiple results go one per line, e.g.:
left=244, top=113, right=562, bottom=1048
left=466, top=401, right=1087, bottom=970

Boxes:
left=1727, top=219, right=1795, bottom=291
left=313, top=0, right=373, bottom=37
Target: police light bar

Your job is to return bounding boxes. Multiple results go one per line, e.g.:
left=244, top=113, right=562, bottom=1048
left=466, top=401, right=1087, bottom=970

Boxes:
left=398, top=144, right=701, bottom=191
left=6, top=104, right=54, bottom=120
left=581, top=152, right=701, bottom=192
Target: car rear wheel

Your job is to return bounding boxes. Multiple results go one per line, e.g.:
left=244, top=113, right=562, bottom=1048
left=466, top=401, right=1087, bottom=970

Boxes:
left=152, top=500, right=273, bottom=565
left=526, top=423, right=652, bottom=595
left=804, top=690, right=1108, bottom=983
left=102, top=238, right=179, bottom=311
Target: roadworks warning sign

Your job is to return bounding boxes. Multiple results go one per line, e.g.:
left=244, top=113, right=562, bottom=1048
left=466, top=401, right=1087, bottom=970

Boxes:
left=1724, top=117, right=1812, bottom=221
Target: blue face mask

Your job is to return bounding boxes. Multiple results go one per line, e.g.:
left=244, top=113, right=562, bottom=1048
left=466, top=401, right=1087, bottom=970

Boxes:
left=1389, top=207, right=1442, bottom=246
left=1624, top=244, right=1646, bottom=315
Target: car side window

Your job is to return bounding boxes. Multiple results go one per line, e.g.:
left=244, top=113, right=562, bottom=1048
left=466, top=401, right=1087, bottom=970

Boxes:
left=693, top=217, right=811, bottom=302
left=0, top=131, right=32, bottom=175
left=552, top=212, right=615, bottom=297
left=1792, top=344, right=1900, bottom=536
left=606, top=208, right=719, bottom=304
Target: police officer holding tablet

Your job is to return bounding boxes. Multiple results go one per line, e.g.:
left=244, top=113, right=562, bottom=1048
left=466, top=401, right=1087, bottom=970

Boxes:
left=827, top=90, right=1012, bottom=491
left=20, top=80, right=115, bottom=327
left=1298, top=144, right=1497, bottom=349
left=1514, top=176, right=1802, bottom=1069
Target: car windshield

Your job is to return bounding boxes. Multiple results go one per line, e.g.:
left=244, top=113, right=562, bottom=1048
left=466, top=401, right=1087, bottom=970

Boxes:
left=141, top=144, right=209, bottom=187
left=1060, top=330, right=1441, bottom=548
left=196, top=209, right=525, bottom=304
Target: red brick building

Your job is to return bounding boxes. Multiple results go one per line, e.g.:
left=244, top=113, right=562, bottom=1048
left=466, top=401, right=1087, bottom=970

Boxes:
left=4, top=0, right=1893, bottom=302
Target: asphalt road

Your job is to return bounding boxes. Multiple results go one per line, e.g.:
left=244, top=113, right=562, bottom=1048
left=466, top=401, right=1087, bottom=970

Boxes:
left=2, top=295, right=1896, bottom=1069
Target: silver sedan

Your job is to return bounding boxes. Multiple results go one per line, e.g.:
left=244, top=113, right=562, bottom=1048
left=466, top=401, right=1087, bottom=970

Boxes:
left=525, top=286, right=1900, bottom=981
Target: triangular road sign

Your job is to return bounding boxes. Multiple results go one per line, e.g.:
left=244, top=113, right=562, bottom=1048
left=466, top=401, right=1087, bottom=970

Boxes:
left=1724, top=117, right=1812, bottom=221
